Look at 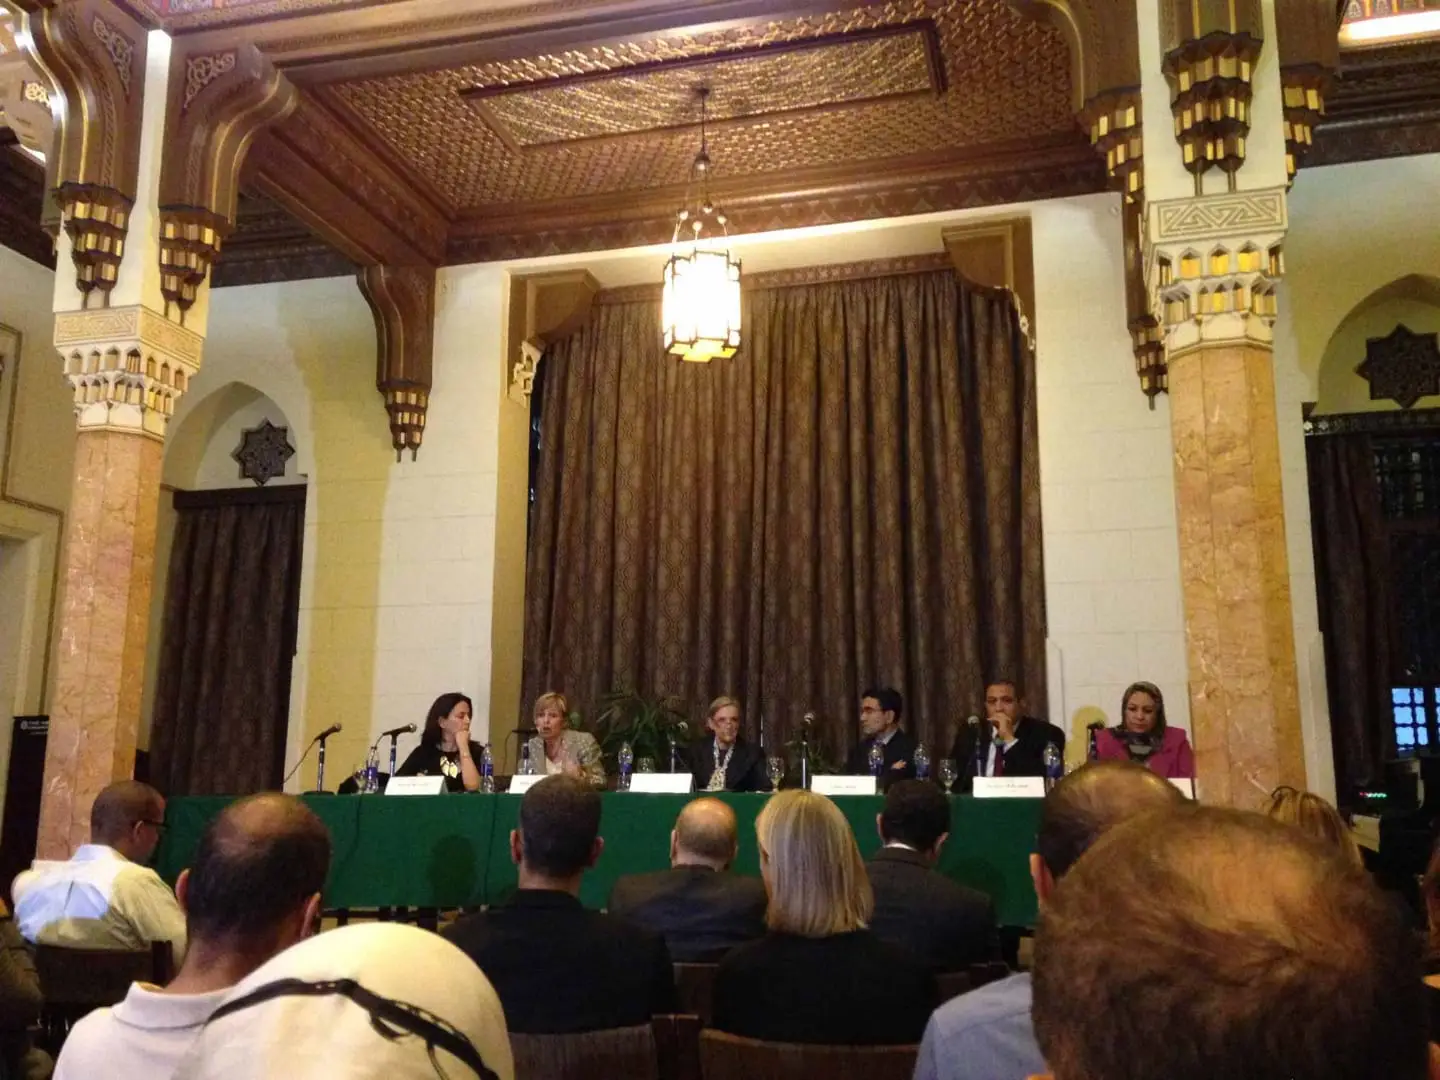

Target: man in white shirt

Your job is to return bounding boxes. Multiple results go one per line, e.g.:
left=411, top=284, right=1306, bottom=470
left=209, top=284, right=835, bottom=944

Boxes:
left=14, top=781, right=185, bottom=957
left=54, top=793, right=330, bottom=1080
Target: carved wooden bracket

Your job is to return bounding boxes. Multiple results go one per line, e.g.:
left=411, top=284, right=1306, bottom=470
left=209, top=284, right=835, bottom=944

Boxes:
left=21, top=0, right=147, bottom=305
left=357, top=264, right=435, bottom=461
left=506, top=270, right=601, bottom=404
left=1275, top=0, right=1344, bottom=184
left=157, top=43, right=296, bottom=321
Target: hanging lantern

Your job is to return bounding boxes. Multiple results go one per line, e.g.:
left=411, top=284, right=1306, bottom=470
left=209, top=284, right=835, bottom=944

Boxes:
left=661, top=89, right=741, bottom=363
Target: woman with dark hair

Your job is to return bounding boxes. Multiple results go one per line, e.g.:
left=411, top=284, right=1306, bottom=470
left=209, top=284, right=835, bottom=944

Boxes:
left=1093, top=682, right=1195, bottom=779
left=394, top=692, right=484, bottom=793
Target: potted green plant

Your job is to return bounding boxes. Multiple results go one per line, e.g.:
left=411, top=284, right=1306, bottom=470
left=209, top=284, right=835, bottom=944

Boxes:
left=590, top=688, right=691, bottom=774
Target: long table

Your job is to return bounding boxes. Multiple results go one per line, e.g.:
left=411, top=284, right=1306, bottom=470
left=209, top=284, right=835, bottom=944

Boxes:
left=156, top=792, right=1044, bottom=926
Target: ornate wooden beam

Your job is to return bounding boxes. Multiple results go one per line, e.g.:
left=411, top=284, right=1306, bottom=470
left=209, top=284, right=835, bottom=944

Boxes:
left=357, top=264, right=435, bottom=460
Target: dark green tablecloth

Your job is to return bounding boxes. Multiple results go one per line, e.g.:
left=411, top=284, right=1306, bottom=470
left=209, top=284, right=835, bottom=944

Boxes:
left=156, top=792, right=1042, bottom=926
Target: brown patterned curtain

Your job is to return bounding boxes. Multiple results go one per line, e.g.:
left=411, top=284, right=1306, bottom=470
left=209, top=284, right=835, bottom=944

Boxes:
left=522, top=266, right=1044, bottom=762
left=149, top=486, right=305, bottom=795
left=1307, top=434, right=1392, bottom=793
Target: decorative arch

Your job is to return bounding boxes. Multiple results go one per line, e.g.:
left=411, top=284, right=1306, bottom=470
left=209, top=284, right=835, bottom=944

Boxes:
left=162, top=379, right=303, bottom=490
left=1314, top=273, right=1440, bottom=414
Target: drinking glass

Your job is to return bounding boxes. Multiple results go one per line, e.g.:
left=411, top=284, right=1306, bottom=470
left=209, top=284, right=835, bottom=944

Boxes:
left=914, top=743, right=931, bottom=780
left=637, top=757, right=657, bottom=773
left=767, top=756, right=785, bottom=790
left=938, top=758, right=958, bottom=794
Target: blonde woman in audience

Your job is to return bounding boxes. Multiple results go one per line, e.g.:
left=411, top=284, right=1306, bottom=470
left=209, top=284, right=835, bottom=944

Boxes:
left=711, top=790, right=933, bottom=1045
left=1264, top=786, right=1364, bottom=868
left=524, top=692, right=606, bottom=789
left=172, top=922, right=513, bottom=1080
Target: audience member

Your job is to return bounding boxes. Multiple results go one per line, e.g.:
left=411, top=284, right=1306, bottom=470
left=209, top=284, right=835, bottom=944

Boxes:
left=914, top=761, right=1183, bottom=1080
left=443, top=776, right=675, bottom=1032
left=951, top=681, right=1066, bottom=788
left=14, top=781, right=186, bottom=958
left=172, top=923, right=513, bottom=1080
left=1032, top=806, right=1427, bottom=1080
left=844, top=687, right=916, bottom=787
left=1421, top=834, right=1440, bottom=1066
left=54, top=794, right=330, bottom=1080
left=608, top=797, right=767, bottom=961
left=0, top=899, right=48, bottom=1080
left=712, top=790, right=933, bottom=1045
left=866, top=779, right=996, bottom=972
left=1265, top=785, right=1363, bottom=867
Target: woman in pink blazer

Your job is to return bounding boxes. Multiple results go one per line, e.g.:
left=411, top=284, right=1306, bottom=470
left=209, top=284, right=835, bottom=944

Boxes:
left=1094, top=681, right=1195, bottom=779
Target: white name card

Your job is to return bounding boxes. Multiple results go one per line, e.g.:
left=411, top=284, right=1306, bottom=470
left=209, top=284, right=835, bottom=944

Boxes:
left=507, top=774, right=545, bottom=795
left=629, top=773, right=693, bottom=794
left=811, top=775, right=878, bottom=797
left=972, top=776, right=1046, bottom=799
left=1170, top=778, right=1197, bottom=800
left=384, top=775, right=445, bottom=796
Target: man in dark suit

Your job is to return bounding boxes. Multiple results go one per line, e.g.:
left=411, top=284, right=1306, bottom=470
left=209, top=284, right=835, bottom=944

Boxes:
left=867, top=779, right=998, bottom=973
left=950, top=680, right=1065, bottom=791
left=443, top=776, right=677, bottom=1033
left=608, top=797, right=767, bottom=962
left=844, top=686, right=916, bottom=788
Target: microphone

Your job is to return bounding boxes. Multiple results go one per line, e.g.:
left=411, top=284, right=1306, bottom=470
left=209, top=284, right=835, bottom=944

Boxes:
left=379, top=722, right=416, bottom=739
left=316, top=722, right=342, bottom=741
left=281, top=722, right=342, bottom=790
left=1086, top=720, right=1105, bottom=731
left=802, top=712, right=815, bottom=727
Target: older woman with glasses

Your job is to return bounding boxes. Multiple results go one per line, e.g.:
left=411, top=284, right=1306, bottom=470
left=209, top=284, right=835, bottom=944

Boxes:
left=687, top=696, right=770, bottom=793
left=711, top=790, right=933, bottom=1045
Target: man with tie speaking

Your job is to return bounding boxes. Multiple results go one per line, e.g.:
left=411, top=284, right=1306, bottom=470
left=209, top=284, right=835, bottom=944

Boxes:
left=950, top=680, right=1065, bottom=791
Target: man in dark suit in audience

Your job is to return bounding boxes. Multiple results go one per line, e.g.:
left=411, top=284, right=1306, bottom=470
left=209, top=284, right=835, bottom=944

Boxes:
left=443, top=776, right=677, bottom=1033
left=951, top=679, right=1065, bottom=790
left=866, top=780, right=997, bottom=972
left=608, top=797, right=767, bottom=962
left=844, top=686, right=916, bottom=788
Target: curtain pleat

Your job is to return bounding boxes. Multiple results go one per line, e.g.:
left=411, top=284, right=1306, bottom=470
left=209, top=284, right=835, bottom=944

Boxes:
left=522, top=269, right=1044, bottom=763
left=149, top=494, right=305, bottom=795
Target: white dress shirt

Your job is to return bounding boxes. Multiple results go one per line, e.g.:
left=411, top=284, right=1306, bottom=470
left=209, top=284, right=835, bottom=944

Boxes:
left=13, top=845, right=186, bottom=959
left=55, top=982, right=228, bottom=1080
left=982, top=737, right=1018, bottom=777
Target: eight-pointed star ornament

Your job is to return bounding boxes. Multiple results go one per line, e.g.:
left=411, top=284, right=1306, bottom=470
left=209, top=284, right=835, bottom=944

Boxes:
left=1356, top=324, right=1440, bottom=410
left=232, top=418, right=296, bottom=486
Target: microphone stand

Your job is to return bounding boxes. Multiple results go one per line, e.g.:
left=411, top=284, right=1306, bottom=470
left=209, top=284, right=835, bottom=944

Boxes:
left=316, top=728, right=337, bottom=793
left=388, top=732, right=401, bottom=777
left=800, top=718, right=811, bottom=791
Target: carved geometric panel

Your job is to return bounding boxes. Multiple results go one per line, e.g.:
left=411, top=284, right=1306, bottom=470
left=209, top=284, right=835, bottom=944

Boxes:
left=466, top=26, right=941, bottom=149
left=333, top=0, right=1074, bottom=212
left=233, top=418, right=295, bottom=486
left=1357, top=324, right=1440, bottom=409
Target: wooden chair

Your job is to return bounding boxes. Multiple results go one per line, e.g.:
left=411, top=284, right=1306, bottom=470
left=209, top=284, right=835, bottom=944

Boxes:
left=698, top=1029, right=920, bottom=1080
left=653, top=1014, right=702, bottom=1080
left=935, top=970, right=971, bottom=1003
left=968, top=960, right=1011, bottom=990
left=34, top=940, right=173, bottom=1052
left=510, top=1022, right=658, bottom=1080
left=674, top=962, right=718, bottom=1024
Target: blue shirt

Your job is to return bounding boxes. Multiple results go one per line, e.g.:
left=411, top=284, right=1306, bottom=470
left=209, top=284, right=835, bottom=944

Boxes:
left=914, top=972, right=1045, bottom=1080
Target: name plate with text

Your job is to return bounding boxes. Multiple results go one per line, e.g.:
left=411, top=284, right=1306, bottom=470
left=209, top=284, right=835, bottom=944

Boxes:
left=811, top=775, right=878, bottom=797
left=629, top=773, right=693, bottom=794
left=385, top=776, right=445, bottom=796
left=507, top=774, right=545, bottom=795
left=972, top=777, right=1045, bottom=799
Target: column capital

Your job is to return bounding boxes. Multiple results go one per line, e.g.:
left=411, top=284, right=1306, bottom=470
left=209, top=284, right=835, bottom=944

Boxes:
left=1145, top=185, right=1288, bottom=358
left=54, top=304, right=202, bottom=439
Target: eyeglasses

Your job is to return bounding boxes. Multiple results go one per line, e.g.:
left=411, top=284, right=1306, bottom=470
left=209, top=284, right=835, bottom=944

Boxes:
left=139, top=820, right=168, bottom=832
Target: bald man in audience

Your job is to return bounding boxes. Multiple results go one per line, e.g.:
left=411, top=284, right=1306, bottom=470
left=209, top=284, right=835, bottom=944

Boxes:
left=54, top=794, right=330, bottom=1080
left=914, top=761, right=1184, bottom=1080
left=1032, top=805, right=1429, bottom=1080
left=14, top=781, right=186, bottom=959
left=608, top=797, right=767, bottom=962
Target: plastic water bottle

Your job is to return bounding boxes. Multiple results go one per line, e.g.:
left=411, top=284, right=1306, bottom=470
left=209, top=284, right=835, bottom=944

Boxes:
left=519, top=741, right=534, bottom=776
left=914, top=743, right=930, bottom=780
left=480, top=745, right=495, bottom=793
left=618, top=742, right=634, bottom=791
left=1043, top=742, right=1063, bottom=793
left=868, top=740, right=884, bottom=778
left=363, top=748, right=380, bottom=794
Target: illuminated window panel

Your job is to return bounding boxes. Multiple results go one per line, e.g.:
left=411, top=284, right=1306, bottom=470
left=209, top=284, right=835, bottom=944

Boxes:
left=1341, top=0, right=1440, bottom=45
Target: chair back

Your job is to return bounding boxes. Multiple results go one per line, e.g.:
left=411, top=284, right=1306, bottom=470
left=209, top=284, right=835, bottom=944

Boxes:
left=510, top=1022, right=658, bottom=1080
left=653, top=1014, right=702, bottom=1080
left=968, top=960, right=1011, bottom=990
left=935, top=970, right=971, bottom=1002
left=35, top=941, right=173, bottom=1054
left=674, top=962, right=717, bottom=1023
left=698, top=1029, right=919, bottom=1080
